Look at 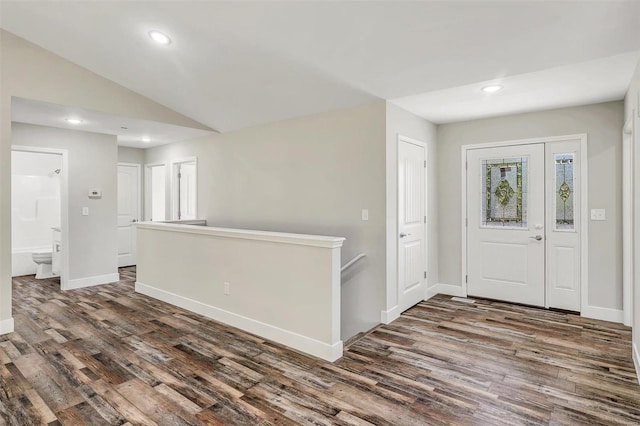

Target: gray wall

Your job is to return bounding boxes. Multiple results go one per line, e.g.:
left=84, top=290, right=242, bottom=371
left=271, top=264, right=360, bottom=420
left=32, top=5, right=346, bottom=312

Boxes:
left=625, top=58, right=640, bottom=352
left=145, top=101, right=387, bottom=340
left=385, top=103, right=438, bottom=312
left=118, top=146, right=145, bottom=165
left=437, top=101, right=624, bottom=310
left=12, top=123, right=118, bottom=281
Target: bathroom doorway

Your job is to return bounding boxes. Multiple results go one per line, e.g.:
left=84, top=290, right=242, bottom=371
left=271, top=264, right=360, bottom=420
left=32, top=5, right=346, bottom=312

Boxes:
left=11, top=146, right=69, bottom=289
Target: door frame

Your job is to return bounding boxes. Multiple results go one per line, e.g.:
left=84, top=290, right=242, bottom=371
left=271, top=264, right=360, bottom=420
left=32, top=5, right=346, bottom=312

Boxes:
left=623, top=117, right=634, bottom=326
left=118, top=162, right=142, bottom=223
left=170, top=156, right=198, bottom=221
left=11, top=145, right=70, bottom=290
left=460, top=134, right=588, bottom=311
left=117, top=162, right=142, bottom=267
left=396, top=135, right=428, bottom=310
left=144, top=161, right=168, bottom=221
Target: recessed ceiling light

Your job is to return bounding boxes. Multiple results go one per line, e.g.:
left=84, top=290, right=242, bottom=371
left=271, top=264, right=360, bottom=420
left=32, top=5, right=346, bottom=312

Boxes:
left=148, top=30, right=171, bottom=45
left=142, top=136, right=151, bottom=143
left=66, top=118, right=83, bottom=125
left=482, top=85, right=503, bottom=93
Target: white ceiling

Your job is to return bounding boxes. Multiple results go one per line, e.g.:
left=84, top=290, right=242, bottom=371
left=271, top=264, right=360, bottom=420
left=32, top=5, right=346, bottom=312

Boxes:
left=11, top=97, right=214, bottom=148
left=2, top=1, right=640, bottom=131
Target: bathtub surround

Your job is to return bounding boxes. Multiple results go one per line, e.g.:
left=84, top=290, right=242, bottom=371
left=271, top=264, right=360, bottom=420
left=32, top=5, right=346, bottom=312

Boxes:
left=11, top=150, right=61, bottom=277
left=136, top=222, right=345, bottom=361
left=11, top=123, right=119, bottom=289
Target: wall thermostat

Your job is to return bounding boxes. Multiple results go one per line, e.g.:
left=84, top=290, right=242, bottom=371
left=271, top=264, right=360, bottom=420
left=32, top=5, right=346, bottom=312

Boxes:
left=88, top=189, right=102, bottom=198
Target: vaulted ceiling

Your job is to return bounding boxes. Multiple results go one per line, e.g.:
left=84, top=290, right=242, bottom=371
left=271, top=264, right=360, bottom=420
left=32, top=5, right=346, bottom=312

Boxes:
left=2, top=1, right=639, bottom=132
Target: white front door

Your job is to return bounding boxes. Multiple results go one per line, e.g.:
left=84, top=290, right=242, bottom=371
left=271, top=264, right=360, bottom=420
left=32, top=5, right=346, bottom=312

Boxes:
left=398, top=138, right=427, bottom=312
left=467, top=144, right=546, bottom=306
left=117, top=164, right=139, bottom=267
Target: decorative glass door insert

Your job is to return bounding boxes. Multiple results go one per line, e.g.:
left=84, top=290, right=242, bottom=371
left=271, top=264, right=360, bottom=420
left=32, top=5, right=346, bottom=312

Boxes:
left=555, top=154, right=574, bottom=230
left=481, top=157, right=528, bottom=228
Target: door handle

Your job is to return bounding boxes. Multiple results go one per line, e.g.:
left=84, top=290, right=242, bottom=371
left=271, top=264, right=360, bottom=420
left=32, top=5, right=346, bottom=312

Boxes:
left=529, top=235, right=543, bottom=241
left=399, top=233, right=411, bottom=238
left=132, top=219, right=138, bottom=223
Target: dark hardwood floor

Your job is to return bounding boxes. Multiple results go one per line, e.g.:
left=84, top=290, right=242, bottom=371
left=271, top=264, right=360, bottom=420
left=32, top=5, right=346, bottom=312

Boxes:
left=1, top=268, right=639, bottom=425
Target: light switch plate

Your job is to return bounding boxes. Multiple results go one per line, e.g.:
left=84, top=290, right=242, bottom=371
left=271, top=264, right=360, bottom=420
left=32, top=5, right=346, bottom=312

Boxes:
left=590, top=209, right=605, bottom=221
left=361, top=209, right=369, bottom=221
left=82, top=207, right=89, bottom=216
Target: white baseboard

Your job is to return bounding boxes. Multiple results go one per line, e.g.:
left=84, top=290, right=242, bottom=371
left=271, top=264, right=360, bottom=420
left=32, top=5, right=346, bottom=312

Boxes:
left=64, top=272, right=120, bottom=290
left=431, top=283, right=465, bottom=298
left=0, top=318, right=14, bottom=335
left=135, top=281, right=343, bottom=362
left=425, top=285, right=439, bottom=300
left=581, top=305, right=624, bottom=323
left=633, top=343, right=640, bottom=386
left=380, top=305, right=400, bottom=324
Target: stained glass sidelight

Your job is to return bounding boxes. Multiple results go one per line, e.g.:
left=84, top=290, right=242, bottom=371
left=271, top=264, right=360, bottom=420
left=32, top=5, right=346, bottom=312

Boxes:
left=481, top=157, right=528, bottom=228
left=555, top=154, right=574, bottom=230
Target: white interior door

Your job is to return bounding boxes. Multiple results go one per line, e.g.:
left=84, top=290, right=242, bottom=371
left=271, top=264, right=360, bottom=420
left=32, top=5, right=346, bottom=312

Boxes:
left=117, top=164, right=139, bottom=267
left=398, top=138, right=427, bottom=312
left=467, top=144, right=545, bottom=306
left=178, top=163, right=196, bottom=220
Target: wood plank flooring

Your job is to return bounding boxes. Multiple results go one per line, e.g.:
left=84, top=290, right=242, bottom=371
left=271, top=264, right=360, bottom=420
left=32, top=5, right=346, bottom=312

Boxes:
left=1, top=268, right=639, bottom=425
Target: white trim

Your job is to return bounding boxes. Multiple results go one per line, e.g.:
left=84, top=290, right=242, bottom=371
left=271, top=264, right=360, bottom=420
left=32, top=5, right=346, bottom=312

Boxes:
left=144, top=161, right=168, bottom=221
left=118, top=162, right=142, bottom=223
left=136, top=221, right=345, bottom=249
left=136, top=281, right=343, bottom=362
left=169, top=156, right=198, bottom=221
left=0, top=318, right=14, bottom=335
left=581, top=305, right=624, bottom=323
left=622, top=119, right=634, bottom=327
left=432, top=283, right=465, bottom=297
left=461, top=134, right=588, bottom=313
left=425, top=285, right=438, bottom=300
left=380, top=305, right=400, bottom=324
left=633, top=343, right=640, bottom=386
left=579, top=136, right=589, bottom=318
left=64, top=273, right=120, bottom=290
left=11, top=145, right=70, bottom=290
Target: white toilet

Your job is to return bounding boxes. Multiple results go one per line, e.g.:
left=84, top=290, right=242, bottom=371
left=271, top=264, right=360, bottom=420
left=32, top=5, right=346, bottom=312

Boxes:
left=32, top=248, right=54, bottom=279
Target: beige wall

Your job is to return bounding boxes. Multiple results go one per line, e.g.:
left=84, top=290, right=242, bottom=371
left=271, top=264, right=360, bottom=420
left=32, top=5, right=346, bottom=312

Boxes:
left=12, top=123, right=118, bottom=283
left=145, top=101, right=387, bottom=340
left=437, top=101, right=624, bottom=310
left=0, top=30, right=209, bottom=326
left=385, top=103, right=438, bottom=319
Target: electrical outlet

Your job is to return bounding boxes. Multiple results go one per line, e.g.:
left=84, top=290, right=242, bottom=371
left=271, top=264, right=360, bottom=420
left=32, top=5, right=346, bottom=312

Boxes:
left=224, top=282, right=230, bottom=295
left=590, top=209, right=606, bottom=221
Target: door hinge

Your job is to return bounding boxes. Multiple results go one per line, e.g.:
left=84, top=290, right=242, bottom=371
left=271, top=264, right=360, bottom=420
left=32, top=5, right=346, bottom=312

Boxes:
left=424, top=215, right=427, bottom=223
left=465, top=218, right=468, bottom=226
left=465, top=275, right=468, bottom=283
left=178, top=172, right=182, bottom=179
left=465, top=161, right=468, bottom=170
left=424, top=160, right=427, bottom=168
left=424, top=271, right=427, bottom=279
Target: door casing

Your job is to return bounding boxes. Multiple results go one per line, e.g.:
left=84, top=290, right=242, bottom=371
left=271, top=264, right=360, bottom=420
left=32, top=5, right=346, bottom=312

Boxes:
left=461, top=134, right=588, bottom=311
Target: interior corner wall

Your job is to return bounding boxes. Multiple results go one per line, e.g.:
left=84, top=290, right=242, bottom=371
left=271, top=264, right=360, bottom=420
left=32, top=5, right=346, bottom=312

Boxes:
left=144, top=100, right=388, bottom=341
left=437, top=101, right=624, bottom=311
left=12, top=123, right=118, bottom=282
left=624, top=57, right=640, bottom=361
left=385, top=102, right=438, bottom=318
left=0, top=29, right=209, bottom=327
